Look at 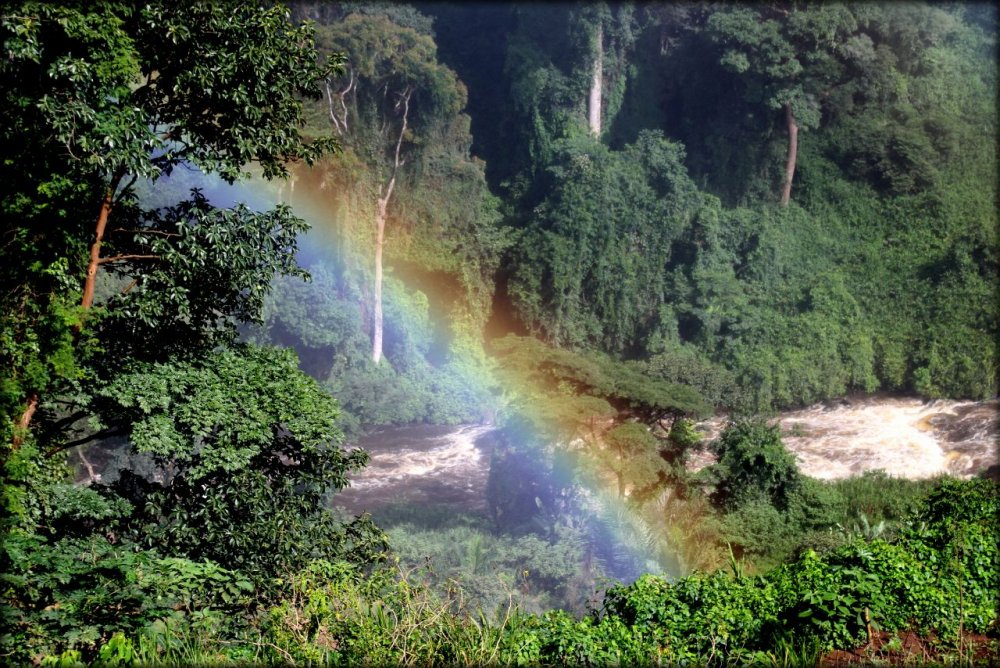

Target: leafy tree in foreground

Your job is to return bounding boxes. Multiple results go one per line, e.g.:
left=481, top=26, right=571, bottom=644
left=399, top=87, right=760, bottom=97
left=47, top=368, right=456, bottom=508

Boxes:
left=0, top=2, right=386, bottom=661
left=1, top=0, right=336, bottom=443
left=98, top=346, right=383, bottom=581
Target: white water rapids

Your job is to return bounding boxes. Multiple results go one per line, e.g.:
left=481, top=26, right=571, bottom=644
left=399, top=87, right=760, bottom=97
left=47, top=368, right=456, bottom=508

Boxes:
left=690, top=396, right=998, bottom=480
left=334, top=423, right=496, bottom=513
left=335, top=397, right=997, bottom=513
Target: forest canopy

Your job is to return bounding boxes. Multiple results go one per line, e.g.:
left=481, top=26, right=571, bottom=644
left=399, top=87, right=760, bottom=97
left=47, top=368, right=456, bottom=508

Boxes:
left=435, top=0, right=998, bottom=410
left=1, top=3, right=385, bottom=661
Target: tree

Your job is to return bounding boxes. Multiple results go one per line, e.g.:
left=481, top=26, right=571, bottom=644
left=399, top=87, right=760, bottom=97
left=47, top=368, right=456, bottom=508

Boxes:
left=1, top=1, right=337, bottom=443
left=495, top=3, right=638, bottom=186
left=576, top=3, right=638, bottom=139
left=709, top=420, right=800, bottom=511
left=1, top=4, right=390, bottom=657
left=508, top=131, right=705, bottom=354
left=94, top=345, right=383, bottom=582
left=706, top=4, right=857, bottom=205
left=601, top=423, right=662, bottom=498
left=576, top=3, right=613, bottom=137
left=313, top=13, right=465, bottom=363
left=490, top=334, right=709, bottom=505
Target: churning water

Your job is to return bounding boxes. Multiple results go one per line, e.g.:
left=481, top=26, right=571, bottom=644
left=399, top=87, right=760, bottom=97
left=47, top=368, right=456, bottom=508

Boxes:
left=338, top=397, right=997, bottom=514
left=334, top=423, right=496, bottom=513
left=692, top=397, right=998, bottom=480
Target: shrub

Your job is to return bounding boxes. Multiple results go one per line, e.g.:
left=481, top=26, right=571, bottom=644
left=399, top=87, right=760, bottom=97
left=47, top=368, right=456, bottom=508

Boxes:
left=710, top=420, right=800, bottom=511
left=524, top=478, right=999, bottom=663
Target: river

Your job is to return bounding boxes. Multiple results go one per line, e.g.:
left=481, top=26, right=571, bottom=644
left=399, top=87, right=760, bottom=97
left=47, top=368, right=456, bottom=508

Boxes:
left=335, top=397, right=998, bottom=515
left=334, top=423, right=497, bottom=515
left=690, top=396, right=998, bottom=480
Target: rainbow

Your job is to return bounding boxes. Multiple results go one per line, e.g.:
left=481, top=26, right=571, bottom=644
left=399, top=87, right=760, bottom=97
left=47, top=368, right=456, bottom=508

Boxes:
left=179, top=168, right=685, bottom=583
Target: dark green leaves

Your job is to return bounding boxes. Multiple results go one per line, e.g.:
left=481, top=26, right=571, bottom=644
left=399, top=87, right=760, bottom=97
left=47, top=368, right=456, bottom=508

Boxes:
left=509, top=131, right=706, bottom=353
left=94, top=345, right=344, bottom=481
left=710, top=420, right=801, bottom=512
left=314, top=13, right=464, bottom=151
left=88, top=344, right=386, bottom=585
left=98, top=189, right=309, bottom=357
left=132, top=2, right=339, bottom=181
left=1, top=1, right=337, bottom=183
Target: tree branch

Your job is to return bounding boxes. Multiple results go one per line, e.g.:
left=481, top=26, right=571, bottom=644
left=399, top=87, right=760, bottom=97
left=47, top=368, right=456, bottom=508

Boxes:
left=341, top=69, right=355, bottom=131
left=324, top=68, right=355, bottom=136
left=392, top=87, right=411, bottom=174
left=81, top=168, right=126, bottom=311
left=46, top=427, right=124, bottom=457
left=110, top=228, right=181, bottom=238
left=98, top=254, right=161, bottom=264
left=78, top=446, right=98, bottom=484
left=113, top=173, right=138, bottom=207
left=324, top=78, right=342, bottom=134
left=38, top=410, right=90, bottom=443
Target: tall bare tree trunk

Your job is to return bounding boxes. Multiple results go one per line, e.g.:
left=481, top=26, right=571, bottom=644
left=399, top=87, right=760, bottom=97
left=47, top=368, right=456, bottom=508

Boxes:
left=372, top=184, right=389, bottom=364
left=588, top=25, right=603, bottom=137
left=371, top=88, right=411, bottom=364
left=780, top=103, right=798, bottom=207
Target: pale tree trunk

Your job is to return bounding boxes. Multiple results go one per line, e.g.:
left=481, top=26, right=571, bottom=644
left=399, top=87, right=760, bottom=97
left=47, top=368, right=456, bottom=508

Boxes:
left=324, top=69, right=354, bottom=136
left=371, top=88, right=411, bottom=364
left=372, top=182, right=390, bottom=364
left=780, top=103, right=798, bottom=207
left=588, top=25, right=603, bottom=136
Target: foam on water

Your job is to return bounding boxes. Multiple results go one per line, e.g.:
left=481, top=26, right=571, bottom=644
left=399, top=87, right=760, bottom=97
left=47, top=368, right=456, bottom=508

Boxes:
left=694, top=397, right=998, bottom=480
left=335, top=424, right=496, bottom=512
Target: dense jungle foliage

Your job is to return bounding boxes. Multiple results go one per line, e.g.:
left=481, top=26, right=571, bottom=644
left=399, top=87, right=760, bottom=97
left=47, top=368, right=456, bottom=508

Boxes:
left=447, top=1, right=998, bottom=411
left=1, top=0, right=997, bottom=665
left=275, top=0, right=997, bottom=420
